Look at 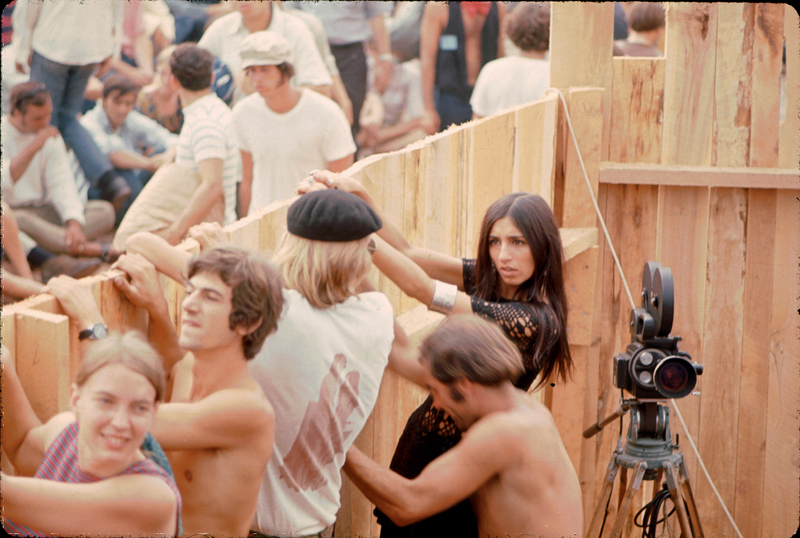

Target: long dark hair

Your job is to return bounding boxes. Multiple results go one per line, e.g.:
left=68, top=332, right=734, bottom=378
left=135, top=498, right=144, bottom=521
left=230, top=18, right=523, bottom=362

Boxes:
left=474, top=193, right=572, bottom=387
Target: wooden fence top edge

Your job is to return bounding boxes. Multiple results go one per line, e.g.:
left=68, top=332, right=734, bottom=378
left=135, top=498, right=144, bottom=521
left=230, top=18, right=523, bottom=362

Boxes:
left=599, top=162, right=800, bottom=190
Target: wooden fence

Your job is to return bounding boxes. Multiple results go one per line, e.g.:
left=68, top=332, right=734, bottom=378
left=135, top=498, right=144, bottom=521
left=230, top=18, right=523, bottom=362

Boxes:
left=2, top=3, right=798, bottom=538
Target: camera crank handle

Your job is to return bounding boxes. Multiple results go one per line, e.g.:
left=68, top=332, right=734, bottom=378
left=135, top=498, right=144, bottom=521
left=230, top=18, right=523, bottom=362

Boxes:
left=582, top=402, right=631, bottom=439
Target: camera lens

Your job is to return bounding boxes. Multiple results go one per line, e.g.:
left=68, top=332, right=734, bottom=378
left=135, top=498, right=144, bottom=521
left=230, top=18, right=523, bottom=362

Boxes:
left=654, top=356, right=697, bottom=398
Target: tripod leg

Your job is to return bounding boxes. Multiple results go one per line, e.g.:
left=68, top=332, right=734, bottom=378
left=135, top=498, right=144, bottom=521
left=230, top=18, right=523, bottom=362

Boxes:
left=677, top=456, right=705, bottom=538
left=610, top=461, right=647, bottom=538
left=663, top=460, right=693, bottom=537
left=587, top=452, right=621, bottom=537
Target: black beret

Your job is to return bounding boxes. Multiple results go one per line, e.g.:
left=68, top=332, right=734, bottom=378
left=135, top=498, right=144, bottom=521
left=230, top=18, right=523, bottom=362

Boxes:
left=287, top=189, right=382, bottom=242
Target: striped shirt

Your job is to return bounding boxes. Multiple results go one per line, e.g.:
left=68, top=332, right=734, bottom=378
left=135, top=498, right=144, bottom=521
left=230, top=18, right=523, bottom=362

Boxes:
left=175, top=92, right=240, bottom=225
left=3, top=422, right=182, bottom=537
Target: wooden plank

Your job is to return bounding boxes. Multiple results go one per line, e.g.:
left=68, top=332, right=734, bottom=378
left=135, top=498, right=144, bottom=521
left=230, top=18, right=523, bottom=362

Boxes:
left=563, top=246, right=599, bottom=348
left=598, top=162, right=800, bottom=189
left=662, top=3, right=718, bottom=167
left=749, top=3, right=784, bottom=168
left=15, top=309, right=71, bottom=421
left=561, top=227, right=598, bottom=262
left=420, top=125, right=462, bottom=259
left=694, top=188, right=747, bottom=536
left=761, top=190, right=800, bottom=538
left=513, top=93, right=559, bottom=204
left=713, top=3, right=754, bottom=168
left=655, top=186, right=710, bottom=496
left=468, top=111, right=516, bottom=246
left=779, top=5, right=800, bottom=169
left=608, top=58, right=665, bottom=164
left=561, top=88, right=604, bottom=229
left=734, top=188, right=776, bottom=538
left=225, top=212, right=261, bottom=252
left=550, top=2, right=614, bottom=160
left=254, top=198, right=292, bottom=256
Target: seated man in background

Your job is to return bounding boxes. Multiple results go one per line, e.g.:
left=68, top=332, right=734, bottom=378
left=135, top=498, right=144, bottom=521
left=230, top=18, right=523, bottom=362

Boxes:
left=232, top=32, right=355, bottom=216
left=198, top=0, right=331, bottom=106
left=45, top=243, right=284, bottom=538
left=614, top=2, right=665, bottom=57
left=113, top=44, right=239, bottom=252
left=2, top=82, right=115, bottom=261
left=81, top=74, right=178, bottom=226
left=344, top=315, right=584, bottom=538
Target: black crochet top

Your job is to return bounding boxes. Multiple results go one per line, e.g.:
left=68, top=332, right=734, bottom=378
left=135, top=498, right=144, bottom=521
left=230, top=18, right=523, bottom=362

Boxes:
left=376, top=259, right=560, bottom=538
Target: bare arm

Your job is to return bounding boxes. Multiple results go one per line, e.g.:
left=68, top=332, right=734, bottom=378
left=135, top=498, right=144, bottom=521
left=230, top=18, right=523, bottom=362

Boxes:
left=110, top=254, right=186, bottom=378
left=419, top=3, right=448, bottom=134
left=331, top=74, right=354, bottom=125
left=239, top=150, right=254, bottom=217
left=386, top=320, right=426, bottom=387
left=369, top=15, right=392, bottom=94
left=125, top=232, right=192, bottom=283
left=151, top=389, right=274, bottom=452
left=344, top=423, right=511, bottom=526
left=327, top=153, right=355, bottom=173
left=306, top=171, right=465, bottom=285
left=109, top=149, right=160, bottom=172
left=166, top=157, right=225, bottom=244
left=1, top=472, right=177, bottom=536
left=371, top=235, right=473, bottom=315
left=0, top=346, right=47, bottom=476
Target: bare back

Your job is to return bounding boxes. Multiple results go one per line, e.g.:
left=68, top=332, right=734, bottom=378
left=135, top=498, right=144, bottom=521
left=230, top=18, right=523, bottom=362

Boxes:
left=468, top=394, right=583, bottom=537
left=164, top=356, right=274, bottom=537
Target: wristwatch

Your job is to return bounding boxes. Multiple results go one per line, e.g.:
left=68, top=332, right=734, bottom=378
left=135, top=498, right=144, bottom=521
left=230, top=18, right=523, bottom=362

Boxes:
left=79, top=323, right=108, bottom=341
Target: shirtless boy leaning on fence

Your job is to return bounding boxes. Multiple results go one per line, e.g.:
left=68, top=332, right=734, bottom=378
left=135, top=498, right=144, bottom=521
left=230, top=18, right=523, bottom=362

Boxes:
left=45, top=242, right=284, bottom=537
left=343, top=315, right=584, bottom=538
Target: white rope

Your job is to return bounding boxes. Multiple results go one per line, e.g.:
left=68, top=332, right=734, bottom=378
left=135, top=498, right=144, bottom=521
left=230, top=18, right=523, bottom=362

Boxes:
left=546, top=87, right=743, bottom=536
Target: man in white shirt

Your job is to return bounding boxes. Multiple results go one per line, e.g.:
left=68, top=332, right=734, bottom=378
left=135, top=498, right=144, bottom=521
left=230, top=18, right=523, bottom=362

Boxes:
left=113, top=44, right=240, bottom=251
left=12, top=0, right=132, bottom=209
left=81, top=74, right=179, bottom=226
left=232, top=32, right=355, bottom=216
left=198, top=1, right=331, bottom=106
left=1, top=82, right=115, bottom=259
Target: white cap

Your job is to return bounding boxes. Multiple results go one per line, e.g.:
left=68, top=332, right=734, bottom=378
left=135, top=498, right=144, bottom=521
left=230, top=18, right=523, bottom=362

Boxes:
left=239, top=31, right=292, bottom=69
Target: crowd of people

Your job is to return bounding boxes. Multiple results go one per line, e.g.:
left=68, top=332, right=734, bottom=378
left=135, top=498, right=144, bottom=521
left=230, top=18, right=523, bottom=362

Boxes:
left=2, top=2, right=666, bottom=537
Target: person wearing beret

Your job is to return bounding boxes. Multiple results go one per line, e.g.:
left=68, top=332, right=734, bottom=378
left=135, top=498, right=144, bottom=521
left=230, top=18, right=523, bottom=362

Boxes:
left=121, top=190, right=422, bottom=537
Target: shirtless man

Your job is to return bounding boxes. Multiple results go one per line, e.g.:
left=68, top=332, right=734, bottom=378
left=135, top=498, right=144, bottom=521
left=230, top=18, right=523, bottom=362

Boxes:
left=343, top=315, right=584, bottom=538
left=46, top=244, right=284, bottom=537
left=419, top=1, right=506, bottom=133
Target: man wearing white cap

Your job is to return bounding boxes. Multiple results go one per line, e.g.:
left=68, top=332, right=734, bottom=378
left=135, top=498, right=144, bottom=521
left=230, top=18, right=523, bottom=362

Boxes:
left=231, top=31, right=356, bottom=217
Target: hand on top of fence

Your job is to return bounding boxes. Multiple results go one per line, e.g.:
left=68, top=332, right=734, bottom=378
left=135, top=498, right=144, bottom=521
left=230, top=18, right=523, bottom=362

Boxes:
left=299, top=170, right=366, bottom=197
left=42, top=276, right=104, bottom=331
left=187, top=222, right=229, bottom=251
left=111, top=254, right=167, bottom=315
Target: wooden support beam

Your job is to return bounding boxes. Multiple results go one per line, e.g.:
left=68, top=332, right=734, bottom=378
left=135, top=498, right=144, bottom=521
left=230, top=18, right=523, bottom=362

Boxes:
left=598, top=162, right=800, bottom=189
left=609, top=58, right=665, bottom=165
left=662, top=3, right=718, bottom=167
left=780, top=5, right=800, bottom=169
left=550, top=2, right=614, bottom=161
left=14, top=309, right=70, bottom=423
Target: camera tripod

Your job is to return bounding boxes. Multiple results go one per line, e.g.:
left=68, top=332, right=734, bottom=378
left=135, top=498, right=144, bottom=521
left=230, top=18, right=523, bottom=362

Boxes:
left=583, top=400, right=704, bottom=538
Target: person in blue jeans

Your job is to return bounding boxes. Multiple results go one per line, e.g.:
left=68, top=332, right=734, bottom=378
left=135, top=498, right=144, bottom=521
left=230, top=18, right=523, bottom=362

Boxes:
left=14, top=0, right=132, bottom=211
left=81, top=74, right=179, bottom=226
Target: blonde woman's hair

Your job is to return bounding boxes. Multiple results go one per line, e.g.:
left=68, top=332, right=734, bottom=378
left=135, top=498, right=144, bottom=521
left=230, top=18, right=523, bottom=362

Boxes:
left=272, top=232, right=372, bottom=309
left=76, top=331, right=166, bottom=402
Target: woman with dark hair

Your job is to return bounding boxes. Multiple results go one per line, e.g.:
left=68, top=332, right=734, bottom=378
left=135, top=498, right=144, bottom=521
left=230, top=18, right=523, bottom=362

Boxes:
left=302, top=170, right=573, bottom=538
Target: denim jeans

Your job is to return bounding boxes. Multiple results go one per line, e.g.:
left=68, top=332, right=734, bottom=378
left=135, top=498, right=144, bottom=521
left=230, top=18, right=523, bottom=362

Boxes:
left=29, top=51, right=114, bottom=184
left=434, top=87, right=473, bottom=133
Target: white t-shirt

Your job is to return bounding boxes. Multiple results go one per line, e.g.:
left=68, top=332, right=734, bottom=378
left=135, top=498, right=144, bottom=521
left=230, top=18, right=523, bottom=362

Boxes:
left=1, top=116, right=86, bottom=225
left=232, top=89, right=355, bottom=215
left=198, top=7, right=331, bottom=104
left=470, top=56, right=550, bottom=118
left=249, top=288, right=394, bottom=535
left=175, top=93, right=239, bottom=225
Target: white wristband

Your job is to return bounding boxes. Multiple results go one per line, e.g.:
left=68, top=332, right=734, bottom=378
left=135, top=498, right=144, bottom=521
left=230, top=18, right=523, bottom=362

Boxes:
left=429, top=280, right=458, bottom=315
